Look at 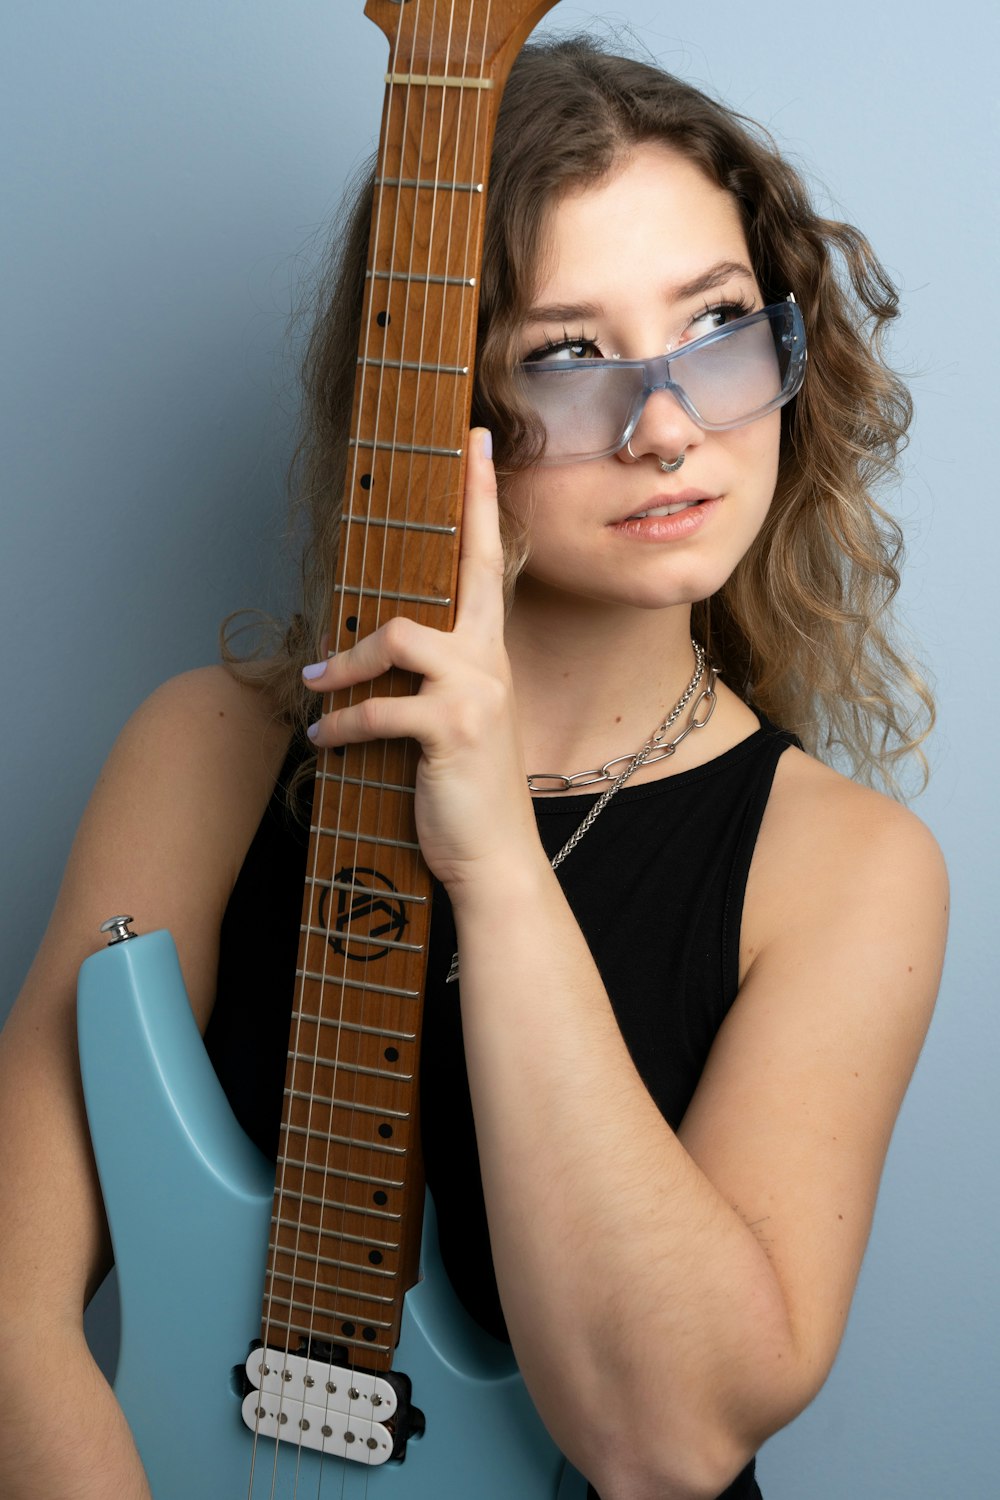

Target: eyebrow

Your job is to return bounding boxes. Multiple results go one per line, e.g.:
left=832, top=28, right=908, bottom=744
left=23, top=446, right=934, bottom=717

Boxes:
left=524, top=260, right=757, bottom=326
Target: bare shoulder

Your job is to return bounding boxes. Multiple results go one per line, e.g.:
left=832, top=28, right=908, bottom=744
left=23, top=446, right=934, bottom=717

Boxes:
left=62, top=665, right=293, bottom=1013
left=0, top=667, right=294, bottom=1319
left=744, top=744, right=948, bottom=987
left=11, top=664, right=293, bottom=1041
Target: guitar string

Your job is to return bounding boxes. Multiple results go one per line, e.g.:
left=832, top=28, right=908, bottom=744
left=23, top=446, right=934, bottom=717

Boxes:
left=324, top=10, right=428, bottom=1494
left=347, top=4, right=431, bottom=1489
left=267, top=9, right=424, bottom=1495
left=354, top=4, right=485, bottom=1490
left=249, top=1, right=504, bottom=1491
left=282, top=10, right=413, bottom=1491
left=359, top=3, right=493, bottom=1490
left=325, top=7, right=433, bottom=1493
left=364, top=8, right=491, bottom=1495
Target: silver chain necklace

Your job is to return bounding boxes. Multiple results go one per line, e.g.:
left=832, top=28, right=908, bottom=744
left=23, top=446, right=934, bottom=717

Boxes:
left=445, top=640, right=717, bottom=983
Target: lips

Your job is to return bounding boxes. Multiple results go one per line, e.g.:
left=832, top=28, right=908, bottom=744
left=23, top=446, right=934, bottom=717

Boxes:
left=631, top=499, right=701, bottom=519
left=616, top=488, right=716, bottom=523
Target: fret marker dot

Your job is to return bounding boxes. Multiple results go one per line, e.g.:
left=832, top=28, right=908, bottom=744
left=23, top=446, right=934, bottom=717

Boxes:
left=363, top=1326, right=377, bottom=1342
left=346, top=615, right=358, bottom=632
left=376, top=310, right=390, bottom=327
left=334, top=745, right=345, bottom=756
left=378, top=1123, right=393, bottom=1138
left=384, top=1046, right=399, bottom=1062
left=369, top=1249, right=383, bottom=1264
left=373, top=1190, right=388, bottom=1205
left=360, top=474, right=372, bottom=490
left=341, top=1321, right=356, bottom=1337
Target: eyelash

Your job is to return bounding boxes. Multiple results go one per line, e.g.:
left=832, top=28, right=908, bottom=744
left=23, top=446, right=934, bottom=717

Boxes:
left=524, top=295, right=758, bottom=363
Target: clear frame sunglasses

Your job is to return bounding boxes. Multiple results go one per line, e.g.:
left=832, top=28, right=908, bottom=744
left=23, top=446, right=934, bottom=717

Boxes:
left=516, top=296, right=807, bottom=465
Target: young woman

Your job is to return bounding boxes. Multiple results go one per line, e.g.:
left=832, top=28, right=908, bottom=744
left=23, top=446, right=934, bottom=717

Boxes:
left=0, top=36, right=946, bottom=1500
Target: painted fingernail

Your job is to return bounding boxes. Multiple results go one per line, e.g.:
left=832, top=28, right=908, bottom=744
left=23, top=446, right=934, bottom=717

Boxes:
left=302, top=661, right=327, bottom=680
left=307, top=721, right=320, bottom=741
left=481, top=428, right=493, bottom=460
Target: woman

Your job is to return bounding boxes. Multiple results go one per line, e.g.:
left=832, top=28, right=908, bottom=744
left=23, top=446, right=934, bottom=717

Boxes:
left=0, top=36, right=946, bottom=1500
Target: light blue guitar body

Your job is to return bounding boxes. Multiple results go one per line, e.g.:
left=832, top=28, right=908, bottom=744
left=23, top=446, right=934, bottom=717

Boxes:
left=78, top=929, right=585, bottom=1499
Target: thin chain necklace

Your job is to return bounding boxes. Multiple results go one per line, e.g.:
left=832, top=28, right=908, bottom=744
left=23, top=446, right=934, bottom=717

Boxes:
left=445, top=641, right=717, bottom=984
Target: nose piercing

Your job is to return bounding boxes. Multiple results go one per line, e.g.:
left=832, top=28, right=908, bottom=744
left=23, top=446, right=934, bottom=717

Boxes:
left=625, top=438, right=685, bottom=473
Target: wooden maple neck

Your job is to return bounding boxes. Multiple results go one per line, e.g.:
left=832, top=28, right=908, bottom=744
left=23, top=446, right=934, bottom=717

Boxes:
left=262, top=0, right=559, bottom=1372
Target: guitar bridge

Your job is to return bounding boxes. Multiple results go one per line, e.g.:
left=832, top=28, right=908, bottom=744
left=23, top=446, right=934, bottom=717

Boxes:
left=240, top=1346, right=423, bottom=1465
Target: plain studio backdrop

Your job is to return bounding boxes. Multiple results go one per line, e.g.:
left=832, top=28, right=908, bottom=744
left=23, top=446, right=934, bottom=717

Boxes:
left=1, top=3, right=995, bottom=1495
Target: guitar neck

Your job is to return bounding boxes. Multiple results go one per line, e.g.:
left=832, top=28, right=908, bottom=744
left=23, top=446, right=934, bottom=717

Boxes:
left=263, top=0, right=559, bottom=1371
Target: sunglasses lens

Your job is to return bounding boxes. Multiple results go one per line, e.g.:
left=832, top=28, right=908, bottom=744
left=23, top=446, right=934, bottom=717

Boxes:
left=674, top=311, right=787, bottom=425
left=518, top=362, right=641, bottom=464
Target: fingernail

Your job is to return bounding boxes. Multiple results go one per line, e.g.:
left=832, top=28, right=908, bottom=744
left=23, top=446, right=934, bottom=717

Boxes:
left=481, top=428, right=493, bottom=460
left=306, top=721, right=320, bottom=741
left=302, top=661, right=326, bottom=680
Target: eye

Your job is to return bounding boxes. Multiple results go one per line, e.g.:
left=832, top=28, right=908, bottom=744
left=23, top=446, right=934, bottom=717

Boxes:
left=523, top=334, right=604, bottom=366
left=683, top=297, right=755, bottom=343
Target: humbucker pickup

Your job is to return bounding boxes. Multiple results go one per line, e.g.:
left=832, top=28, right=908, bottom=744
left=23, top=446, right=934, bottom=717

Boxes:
left=241, top=1347, right=402, bottom=1465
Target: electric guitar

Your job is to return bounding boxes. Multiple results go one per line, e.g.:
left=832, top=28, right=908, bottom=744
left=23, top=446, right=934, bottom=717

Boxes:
left=78, top=2, right=585, bottom=1495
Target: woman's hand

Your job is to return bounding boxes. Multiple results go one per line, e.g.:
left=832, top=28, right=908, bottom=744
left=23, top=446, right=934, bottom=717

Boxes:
left=302, top=429, right=542, bottom=893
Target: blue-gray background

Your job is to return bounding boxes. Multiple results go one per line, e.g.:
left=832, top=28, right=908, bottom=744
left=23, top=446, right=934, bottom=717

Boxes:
left=1, top=2, right=995, bottom=1494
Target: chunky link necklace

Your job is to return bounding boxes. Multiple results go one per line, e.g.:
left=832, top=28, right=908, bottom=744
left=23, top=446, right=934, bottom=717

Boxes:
left=526, top=640, right=711, bottom=795
left=445, top=640, right=717, bottom=983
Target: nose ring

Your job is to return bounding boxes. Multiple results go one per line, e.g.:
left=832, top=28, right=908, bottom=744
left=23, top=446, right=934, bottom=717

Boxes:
left=625, top=438, right=685, bottom=474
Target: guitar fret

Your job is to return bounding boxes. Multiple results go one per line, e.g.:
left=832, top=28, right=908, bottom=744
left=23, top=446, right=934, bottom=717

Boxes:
left=330, top=580, right=451, bottom=607
left=275, top=1145, right=404, bottom=1190
left=309, top=824, right=421, bottom=852
left=306, top=876, right=427, bottom=907
left=325, top=1058, right=414, bottom=1082
left=264, top=1289, right=394, bottom=1330
left=266, top=1270, right=395, bottom=1305
left=343, top=511, right=457, bottom=536
left=278, top=1114, right=405, bottom=1157
left=347, top=438, right=462, bottom=463
left=273, top=1207, right=398, bottom=1252
left=289, top=1011, right=416, bottom=1042
left=315, top=770, right=416, bottom=795
left=357, top=355, right=470, bottom=376
left=285, top=1048, right=413, bottom=1082
left=294, top=968, right=419, bottom=999
left=271, top=1175, right=402, bottom=1222
left=385, top=70, right=493, bottom=91
left=299, top=921, right=423, bottom=957
left=375, top=175, right=484, bottom=194
left=269, top=1235, right=396, bottom=1278
left=283, top=1084, right=410, bottom=1121
left=273, top=1316, right=392, bottom=1354
left=367, top=269, right=476, bottom=288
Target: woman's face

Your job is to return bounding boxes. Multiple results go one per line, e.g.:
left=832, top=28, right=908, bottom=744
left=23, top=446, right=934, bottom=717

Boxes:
left=506, top=142, right=781, bottom=613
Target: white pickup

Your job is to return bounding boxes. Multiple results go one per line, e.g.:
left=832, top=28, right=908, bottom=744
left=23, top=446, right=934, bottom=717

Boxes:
left=241, top=1347, right=397, bottom=1465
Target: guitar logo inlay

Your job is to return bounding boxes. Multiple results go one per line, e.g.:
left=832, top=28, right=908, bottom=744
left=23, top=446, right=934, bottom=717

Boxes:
left=320, top=866, right=408, bottom=962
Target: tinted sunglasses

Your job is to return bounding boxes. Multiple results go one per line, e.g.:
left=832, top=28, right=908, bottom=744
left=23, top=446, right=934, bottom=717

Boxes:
left=516, top=297, right=807, bottom=465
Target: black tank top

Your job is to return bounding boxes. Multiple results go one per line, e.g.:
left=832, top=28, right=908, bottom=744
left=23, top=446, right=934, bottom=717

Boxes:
left=207, top=719, right=795, bottom=1500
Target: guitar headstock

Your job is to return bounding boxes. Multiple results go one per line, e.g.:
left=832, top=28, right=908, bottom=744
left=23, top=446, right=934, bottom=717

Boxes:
left=364, top=0, right=561, bottom=83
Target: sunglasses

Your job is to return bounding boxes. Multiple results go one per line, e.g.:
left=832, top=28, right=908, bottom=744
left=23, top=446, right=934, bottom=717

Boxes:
left=516, top=297, right=807, bottom=465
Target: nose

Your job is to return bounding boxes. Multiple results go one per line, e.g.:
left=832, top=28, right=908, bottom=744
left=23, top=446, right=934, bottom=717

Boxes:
left=617, top=383, right=705, bottom=467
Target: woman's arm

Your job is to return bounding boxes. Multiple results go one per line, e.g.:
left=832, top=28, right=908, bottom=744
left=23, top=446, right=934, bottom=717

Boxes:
left=0, top=669, right=289, bottom=1499
left=451, top=760, right=945, bottom=1500
left=305, top=432, right=947, bottom=1500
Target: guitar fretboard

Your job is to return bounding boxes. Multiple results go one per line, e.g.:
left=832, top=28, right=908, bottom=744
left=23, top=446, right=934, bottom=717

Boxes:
left=261, top=0, right=558, bottom=1372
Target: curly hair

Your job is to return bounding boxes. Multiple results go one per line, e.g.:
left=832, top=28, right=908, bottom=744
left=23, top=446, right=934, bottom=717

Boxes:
left=225, top=35, right=933, bottom=797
